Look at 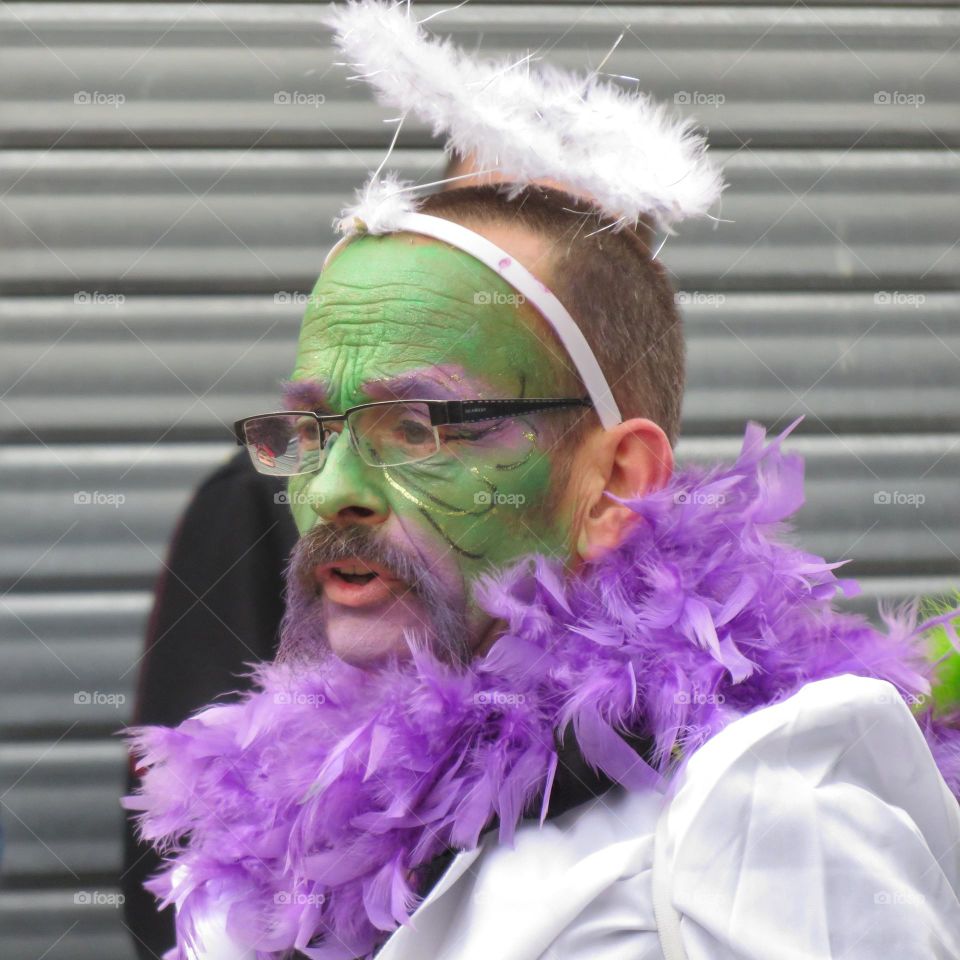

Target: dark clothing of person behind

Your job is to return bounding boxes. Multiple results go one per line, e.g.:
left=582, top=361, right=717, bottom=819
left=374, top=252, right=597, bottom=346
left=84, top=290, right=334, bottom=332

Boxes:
left=122, top=450, right=298, bottom=958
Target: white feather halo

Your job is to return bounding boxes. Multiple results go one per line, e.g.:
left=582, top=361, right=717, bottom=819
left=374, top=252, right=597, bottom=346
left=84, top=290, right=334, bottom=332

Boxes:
left=323, top=0, right=726, bottom=239
left=334, top=168, right=421, bottom=236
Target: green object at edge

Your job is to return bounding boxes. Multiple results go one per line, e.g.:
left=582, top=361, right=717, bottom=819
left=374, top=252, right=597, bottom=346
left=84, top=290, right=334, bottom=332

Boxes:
left=923, top=593, right=960, bottom=717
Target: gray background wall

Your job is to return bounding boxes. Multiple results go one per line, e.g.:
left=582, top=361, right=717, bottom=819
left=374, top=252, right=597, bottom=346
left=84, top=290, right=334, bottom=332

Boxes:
left=1, top=2, right=958, bottom=957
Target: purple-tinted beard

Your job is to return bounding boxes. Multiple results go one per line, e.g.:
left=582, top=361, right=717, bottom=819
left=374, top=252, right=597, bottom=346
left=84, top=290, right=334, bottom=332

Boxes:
left=277, top=522, right=472, bottom=667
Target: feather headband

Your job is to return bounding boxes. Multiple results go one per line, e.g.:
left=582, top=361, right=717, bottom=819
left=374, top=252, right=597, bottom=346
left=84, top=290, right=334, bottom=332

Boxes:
left=316, top=0, right=728, bottom=429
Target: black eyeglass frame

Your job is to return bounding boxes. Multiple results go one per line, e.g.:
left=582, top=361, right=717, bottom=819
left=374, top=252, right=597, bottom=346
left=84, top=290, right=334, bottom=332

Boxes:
left=233, top=395, right=593, bottom=470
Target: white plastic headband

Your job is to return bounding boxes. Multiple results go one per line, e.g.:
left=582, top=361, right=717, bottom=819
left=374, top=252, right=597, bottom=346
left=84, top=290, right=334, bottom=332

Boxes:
left=321, top=212, right=623, bottom=429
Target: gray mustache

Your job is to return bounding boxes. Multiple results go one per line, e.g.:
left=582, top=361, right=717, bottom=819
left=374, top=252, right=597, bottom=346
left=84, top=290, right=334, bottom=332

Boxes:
left=291, top=524, right=426, bottom=594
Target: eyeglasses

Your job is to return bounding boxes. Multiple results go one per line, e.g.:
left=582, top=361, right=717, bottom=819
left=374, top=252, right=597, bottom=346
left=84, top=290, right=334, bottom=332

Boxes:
left=234, top=396, right=593, bottom=477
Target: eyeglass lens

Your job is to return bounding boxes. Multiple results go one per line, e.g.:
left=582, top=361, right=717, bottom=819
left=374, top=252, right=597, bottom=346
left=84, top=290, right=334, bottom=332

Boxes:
left=241, top=402, right=441, bottom=476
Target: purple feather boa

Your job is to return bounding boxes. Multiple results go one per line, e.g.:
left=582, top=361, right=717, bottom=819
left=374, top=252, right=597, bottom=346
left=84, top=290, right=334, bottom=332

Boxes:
left=123, top=419, right=960, bottom=960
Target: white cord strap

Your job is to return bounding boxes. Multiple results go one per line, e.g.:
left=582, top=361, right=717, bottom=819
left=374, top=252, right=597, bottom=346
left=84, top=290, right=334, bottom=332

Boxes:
left=322, top=212, right=623, bottom=429
left=653, top=799, right=689, bottom=960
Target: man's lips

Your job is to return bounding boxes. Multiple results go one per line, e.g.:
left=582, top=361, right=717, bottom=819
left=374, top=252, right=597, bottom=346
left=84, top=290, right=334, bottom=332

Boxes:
left=313, top=559, right=410, bottom=608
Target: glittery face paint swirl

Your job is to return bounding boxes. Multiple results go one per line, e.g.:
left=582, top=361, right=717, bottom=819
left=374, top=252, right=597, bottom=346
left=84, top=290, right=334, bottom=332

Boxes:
left=283, top=231, right=581, bottom=664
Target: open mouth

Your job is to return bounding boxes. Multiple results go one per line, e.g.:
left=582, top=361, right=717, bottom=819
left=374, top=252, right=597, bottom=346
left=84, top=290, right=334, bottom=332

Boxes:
left=313, top=560, right=407, bottom=608
left=330, top=568, right=377, bottom=585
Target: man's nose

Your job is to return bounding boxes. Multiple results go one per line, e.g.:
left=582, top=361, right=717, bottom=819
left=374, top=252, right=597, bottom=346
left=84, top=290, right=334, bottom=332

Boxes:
left=300, top=431, right=390, bottom=526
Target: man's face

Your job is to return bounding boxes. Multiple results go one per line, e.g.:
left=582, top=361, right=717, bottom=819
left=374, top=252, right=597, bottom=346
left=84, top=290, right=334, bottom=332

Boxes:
left=281, top=229, right=585, bottom=666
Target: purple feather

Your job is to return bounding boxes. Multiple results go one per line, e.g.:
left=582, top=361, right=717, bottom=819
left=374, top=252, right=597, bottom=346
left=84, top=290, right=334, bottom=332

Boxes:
left=123, top=418, right=960, bottom=960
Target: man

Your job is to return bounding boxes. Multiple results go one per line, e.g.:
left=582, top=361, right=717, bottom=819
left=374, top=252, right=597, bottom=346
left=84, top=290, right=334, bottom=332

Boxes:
left=125, top=4, right=960, bottom=959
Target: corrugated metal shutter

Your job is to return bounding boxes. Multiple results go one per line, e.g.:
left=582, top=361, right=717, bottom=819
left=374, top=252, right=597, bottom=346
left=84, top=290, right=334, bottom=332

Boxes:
left=1, top=4, right=957, bottom=956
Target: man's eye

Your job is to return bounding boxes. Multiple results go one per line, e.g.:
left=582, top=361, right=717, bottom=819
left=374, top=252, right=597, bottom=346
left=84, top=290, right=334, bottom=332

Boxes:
left=295, top=418, right=318, bottom=443
left=397, top=419, right=434, bottom=444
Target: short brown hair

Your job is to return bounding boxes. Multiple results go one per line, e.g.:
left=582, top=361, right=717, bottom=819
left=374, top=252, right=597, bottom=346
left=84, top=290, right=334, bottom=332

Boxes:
left=416, top=183, right=685, bottom=447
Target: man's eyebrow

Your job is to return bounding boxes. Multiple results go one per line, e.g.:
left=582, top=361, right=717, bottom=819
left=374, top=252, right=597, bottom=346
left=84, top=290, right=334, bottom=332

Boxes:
left=279, top=378, right=331, bottom=410
left=279, top=370, right=497, bottom=411
left=362, top=370, right=488, bottom=402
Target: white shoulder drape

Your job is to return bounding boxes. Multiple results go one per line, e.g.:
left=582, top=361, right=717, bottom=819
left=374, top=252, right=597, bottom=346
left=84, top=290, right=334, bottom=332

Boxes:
left=177, top=673, right=960, bottom=960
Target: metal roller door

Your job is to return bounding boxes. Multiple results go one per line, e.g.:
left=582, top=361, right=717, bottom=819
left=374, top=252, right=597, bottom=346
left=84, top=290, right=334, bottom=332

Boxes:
left=1, top=4, right=957, bottom=957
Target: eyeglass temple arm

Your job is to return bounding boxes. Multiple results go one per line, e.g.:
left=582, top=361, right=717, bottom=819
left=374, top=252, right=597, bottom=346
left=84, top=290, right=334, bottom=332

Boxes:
left=431, top=397, right=593, bottom=425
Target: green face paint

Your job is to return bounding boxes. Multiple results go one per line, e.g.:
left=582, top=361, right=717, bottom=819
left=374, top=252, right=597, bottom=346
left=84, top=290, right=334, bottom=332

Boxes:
left=285, top=231, right=582, bottom=661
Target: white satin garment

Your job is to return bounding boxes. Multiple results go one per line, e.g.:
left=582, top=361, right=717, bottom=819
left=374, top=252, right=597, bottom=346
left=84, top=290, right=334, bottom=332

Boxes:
left=180, top=673, right=960, bottom=960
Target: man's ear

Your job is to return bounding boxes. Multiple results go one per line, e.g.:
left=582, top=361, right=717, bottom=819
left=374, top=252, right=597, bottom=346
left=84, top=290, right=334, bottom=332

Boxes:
left=574, top=418, right=673, bottom=564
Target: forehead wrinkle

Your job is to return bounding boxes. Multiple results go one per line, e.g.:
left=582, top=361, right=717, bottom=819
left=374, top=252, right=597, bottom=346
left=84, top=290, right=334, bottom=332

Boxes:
left=322, top=231, right=518, bottom=289
left=298, top=311, right=554, bottom=404
left=331, top=267, right=484, bottom=298
left=315, top=314, right=465, bottom=345
left=306, top=294, right=494, bottom=340
left=307, top=235, right=552, bottom=350
left=298, top=237, right=575, bottom=400
left=303, top=292, right=495, bottom=352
